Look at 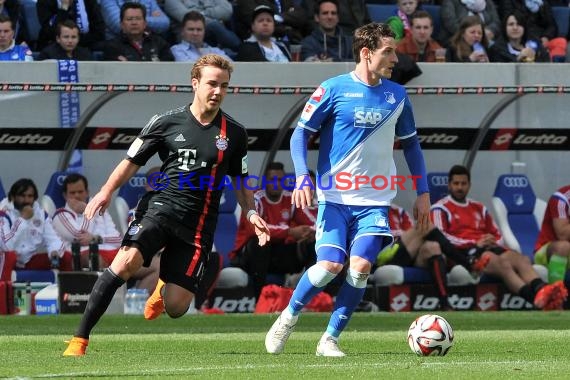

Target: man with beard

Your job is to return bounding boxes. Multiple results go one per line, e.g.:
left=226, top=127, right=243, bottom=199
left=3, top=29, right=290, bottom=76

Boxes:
left=431, top=165, right=567, bottom=310
left=0, top=178, right=72, bottom=274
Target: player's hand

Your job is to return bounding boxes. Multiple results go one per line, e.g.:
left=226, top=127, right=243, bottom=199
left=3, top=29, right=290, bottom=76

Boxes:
left=292, top=175, right=314, bottom=209
left=77, top=232, right=93, bottom=246
left=413, top=193, right=431, bottom=233
left=84, top=190, right=111, bottom=220
left=476, top=234, right=495, bottom=248
left=67, top=198, right=87, bottom=214
left=250, top=214, right=270, bottom=246
left=288, top=225, right=313, bottom=242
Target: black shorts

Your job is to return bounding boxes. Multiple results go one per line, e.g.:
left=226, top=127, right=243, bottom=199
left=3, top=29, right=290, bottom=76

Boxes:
left=122, top=212, right=214, bottom=293
left=385, top=239, right=414, bottom=267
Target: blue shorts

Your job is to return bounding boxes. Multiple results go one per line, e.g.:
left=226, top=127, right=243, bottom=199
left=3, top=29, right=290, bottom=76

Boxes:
left=315, top=202, right=392, bottom=261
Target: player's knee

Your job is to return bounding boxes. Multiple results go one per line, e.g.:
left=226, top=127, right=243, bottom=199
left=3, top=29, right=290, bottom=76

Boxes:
left=551, top=241, right=570, bottom=257
left=307, top=264, right=338, bottom=287
left=165, top=307, right=187, bottom=319
left=346, top=268, right=369, bottom=289
left=164, top=300, right=190, bottom=318
left=419, top=241, right=441, bottom=257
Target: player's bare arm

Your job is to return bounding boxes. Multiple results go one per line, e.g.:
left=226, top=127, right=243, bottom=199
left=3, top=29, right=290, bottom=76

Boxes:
left=233, top=177, right=270, bottom=246
left=85, top=160, right=140, bottom=220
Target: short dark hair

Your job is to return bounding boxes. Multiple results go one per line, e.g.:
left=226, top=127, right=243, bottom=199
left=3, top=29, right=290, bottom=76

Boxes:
left=0, top=14, right=14, bottom=31
left=448, top=165, right=470, bottom=182
left=315, top=0, right=339, bottom=15
left=410, top=10, right=433, bottom=26
left=266, top=162, right=285, bottom=173
left=120, top=2, right=147, bottom=22
left=56, top=20, right=80, bottom=37
left=182, top=10, right=206, bottom=27
left=8, top=178, right=38, bottom=202
left=353, top=22, right=395, bottom=64
left=63, top=173, right=88, bottom=194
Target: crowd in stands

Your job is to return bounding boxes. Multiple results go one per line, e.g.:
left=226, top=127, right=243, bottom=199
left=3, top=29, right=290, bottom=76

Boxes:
left=1, top=0, right=568, bottom=64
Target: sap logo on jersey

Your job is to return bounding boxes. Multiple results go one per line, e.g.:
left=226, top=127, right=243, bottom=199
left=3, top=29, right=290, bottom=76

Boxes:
left=354, top=107, right=386, bottom=128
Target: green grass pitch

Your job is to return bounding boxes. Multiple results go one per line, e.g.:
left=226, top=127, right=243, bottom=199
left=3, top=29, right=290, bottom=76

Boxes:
left=1, top=311, right=569, bottom=379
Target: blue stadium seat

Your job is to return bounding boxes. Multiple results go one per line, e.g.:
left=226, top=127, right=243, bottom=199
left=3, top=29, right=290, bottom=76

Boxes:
left=21, top=0, right=41, bottom=45
left=491, top=174, right=546, bottom=258
left=112, top=173, right=147, bottom=234
left=427, top=172, right=448, bottom=204
left=367, top=4, right=397, bottom=23
left=0, top=177, right=5, bottom=201
left=40, top=171, right=69, bottom=216
left=214, top=179, right=240, bottom=267
left=552, top=7, right=570, bottom=37
left=13, top=270, right=57, bottom=283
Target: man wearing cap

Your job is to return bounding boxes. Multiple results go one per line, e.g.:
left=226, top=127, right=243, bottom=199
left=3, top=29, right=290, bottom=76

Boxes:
left=236, top=5, right=292, bottom=62
left=235, top=0, right=310, bottom=43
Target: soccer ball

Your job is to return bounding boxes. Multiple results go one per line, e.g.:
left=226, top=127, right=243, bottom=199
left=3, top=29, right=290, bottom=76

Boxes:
left=407, top=314, right=453, bottom=356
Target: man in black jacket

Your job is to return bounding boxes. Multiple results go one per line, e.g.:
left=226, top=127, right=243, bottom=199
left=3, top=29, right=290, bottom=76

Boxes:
left=103, top=2, right=173, bottom=61
left=236, top=5, right=291, bottom=62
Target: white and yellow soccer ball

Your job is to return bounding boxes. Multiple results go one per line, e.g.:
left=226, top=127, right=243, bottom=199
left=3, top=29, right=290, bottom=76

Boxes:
left=407, top=314, right=453, bottom=356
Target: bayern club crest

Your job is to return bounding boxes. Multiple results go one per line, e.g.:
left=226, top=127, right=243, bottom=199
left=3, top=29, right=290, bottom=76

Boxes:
left=215, top=135, right=229, bottom=151
left=128, top=224, right=141, bottom=236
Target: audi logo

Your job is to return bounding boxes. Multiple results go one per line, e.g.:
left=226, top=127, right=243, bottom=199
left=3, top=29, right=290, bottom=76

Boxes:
left=430, top=175, right=448, bottom=186
left=129, top=177, right=147, bottom=187
left=502, top=177, right=528, bottom=188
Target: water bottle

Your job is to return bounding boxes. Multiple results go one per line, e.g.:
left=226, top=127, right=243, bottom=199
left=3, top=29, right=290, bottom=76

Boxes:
left=88, top=242, right=99, bottom=272
left=124, top=288, right=137, bottom=314
left=136, top=289, right=149, bottom=314
left=473, top=42, right=485, bottom=53
left=71, top=240, right=81, bottom=271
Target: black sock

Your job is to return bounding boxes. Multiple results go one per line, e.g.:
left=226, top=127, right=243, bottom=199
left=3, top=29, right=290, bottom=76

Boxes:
left=195, top=252, right=222, bottom=308
left=425, top=228, right=470, bottom=268
left=530, top=278, right=546, bottom=296
left=518, top=284, right=535, bottom=304
left=428, top=255, right=448, bottom=309
left=75, top=268, right=125, bottom=339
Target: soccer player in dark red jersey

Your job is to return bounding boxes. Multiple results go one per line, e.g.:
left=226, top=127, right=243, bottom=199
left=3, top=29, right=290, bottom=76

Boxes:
left=64, top=54, right=270, bottom=356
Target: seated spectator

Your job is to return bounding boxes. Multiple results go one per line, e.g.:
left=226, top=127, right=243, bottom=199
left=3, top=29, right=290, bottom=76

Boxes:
left=394, top=0, right=420, bottom=39
left=36, top=0, right=105, bottom=51
left=163, top=0, right=240, bottom=54
left=534, top=184, right=570, bottom=284
left=445, top=15, right=490, bottom=62
left=236, top=5, right=292, bottom=62
left=397, top=10, right=443, bottom=62
left=301, top=0, right=371, bottom=37
left=100, top=0, right=169, bottom=41
left=52, top=173, right=122, bottom=270
left=0, top=178, right=72, bottom=271
left=0, top=0, right=26, bottom=44
left=236, top=0, right=311, bottom=43
left=0, top=14, right=33, bottom=61
left=37, top=20, right=93, bottom=60
left=377, top=204, right=490, bottom=310
left=229, top=162, right=316, bottom=301
left=300, top=0, right=352, bottom=62
left=170, top=11, right=232, bottom=62
left=488, top=10, right=550, bottom=62
left=498, top=0, right=558, bottom=45
left=103, top=2, right=173, bottom=61
left=439, top=0, right=500, bottom=47
left=431, top=165, right=568, bottom=310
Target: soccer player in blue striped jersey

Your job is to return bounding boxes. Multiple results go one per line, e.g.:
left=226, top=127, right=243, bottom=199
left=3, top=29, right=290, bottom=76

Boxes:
left=265, top=22, right=431, bottom=357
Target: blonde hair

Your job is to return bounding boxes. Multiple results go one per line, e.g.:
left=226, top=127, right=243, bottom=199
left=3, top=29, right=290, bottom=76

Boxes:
left=190, top=54, right=234, bottom=81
